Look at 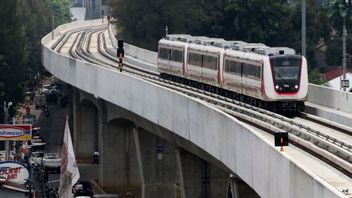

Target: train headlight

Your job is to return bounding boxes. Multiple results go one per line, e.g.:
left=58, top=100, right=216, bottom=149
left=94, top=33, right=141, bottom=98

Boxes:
left=275, top=85, right=279, bottom=90
left=294, top=85, right=299, bottom=89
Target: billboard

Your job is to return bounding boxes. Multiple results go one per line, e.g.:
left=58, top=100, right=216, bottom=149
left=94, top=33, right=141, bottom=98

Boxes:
left=0, top=124, right=32, bottom=141
left=0, top=161, right=30, bottom=184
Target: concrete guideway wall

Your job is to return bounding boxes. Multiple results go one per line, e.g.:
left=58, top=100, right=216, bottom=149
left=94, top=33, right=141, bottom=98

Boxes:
left=308, top=84, right=352, bottom=114
left=108, top=25, right=157, bottom=65
left=41, top=21, right=345, bottom=198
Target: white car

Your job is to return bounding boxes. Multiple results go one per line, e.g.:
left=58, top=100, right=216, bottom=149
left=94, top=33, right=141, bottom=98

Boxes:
left=43, top=153, right=61, bottom=169
left=41, top=85, right=51, bottom=94
left=29, top=151, right=44, bottom=166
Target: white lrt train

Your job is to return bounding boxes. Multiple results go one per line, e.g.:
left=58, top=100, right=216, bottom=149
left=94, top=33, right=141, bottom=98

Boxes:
left=157, top=34, right=308, bottom=114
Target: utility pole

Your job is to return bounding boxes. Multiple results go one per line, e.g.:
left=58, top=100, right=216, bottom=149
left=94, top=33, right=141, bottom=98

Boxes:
left=343, top=17, right=347, bottom=91
left=302, top=0, right=306, bottom=57
left=51, top=13, right=55, bottom=39
left=51, top=5, right=60, bottom=39
left=327, top=0, right=350, bottom=90
left=3, top=101, right=12, bottom=161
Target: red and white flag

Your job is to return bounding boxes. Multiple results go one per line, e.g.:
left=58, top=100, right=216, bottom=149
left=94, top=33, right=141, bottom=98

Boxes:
left=59, top=116, right=80, bottom=198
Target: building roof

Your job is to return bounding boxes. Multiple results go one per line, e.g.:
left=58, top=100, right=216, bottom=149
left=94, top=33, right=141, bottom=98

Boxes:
left=322, top=67, right=352, bottom=81
left=324, top=72, right=352, bottom=91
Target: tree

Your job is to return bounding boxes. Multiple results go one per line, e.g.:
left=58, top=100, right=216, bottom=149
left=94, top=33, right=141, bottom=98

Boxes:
left=109, top=0, right=210, bottom=50
left=325, top=0, right=352, bottom=69
left=0, top=0, right=71, bottom=110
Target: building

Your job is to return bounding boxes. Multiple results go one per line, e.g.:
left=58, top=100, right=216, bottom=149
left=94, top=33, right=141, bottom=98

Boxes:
left=82, top=0, right=108, bottom=20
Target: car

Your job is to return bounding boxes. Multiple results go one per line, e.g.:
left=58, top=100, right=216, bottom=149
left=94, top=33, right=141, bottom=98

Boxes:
left=41, top=85, right=51, bottom=95
left=28, top=135, right=46, bottom=151
left=42, top=153, right=61, bottom=170
left=29, top=151, right=44, bottom=166
left=73, top=181, right=93, bottom=197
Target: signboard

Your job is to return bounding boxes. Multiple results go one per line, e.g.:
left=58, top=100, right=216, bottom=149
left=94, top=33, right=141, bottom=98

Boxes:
left=274, top=132, right=289, bottom=147
left=341, top=79, right=350, bottom=89
left=0, top=161, right=30, bottom=184
left=0, top=124, right=32, bottom=141
left=22, top=114, right=36, bottom=126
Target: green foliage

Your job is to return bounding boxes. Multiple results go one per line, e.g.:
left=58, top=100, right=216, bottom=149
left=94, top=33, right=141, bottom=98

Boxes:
left=324, top=0, right=352, bottom=69
left=108, top=0, right=352, bottom=84
left=51, top=0, right=72, bottom=26
left=325, top=36, right=352, bottom=67
left=110, top=0, right=211, bottom=50
left=0, top=0, right=71, bottom=111
left=222, top=0, right=287, bottom=46
left=308, top=68, right=326, bottom=85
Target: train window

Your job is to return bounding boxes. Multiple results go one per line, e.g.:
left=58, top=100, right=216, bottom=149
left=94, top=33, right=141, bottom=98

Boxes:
left=225, top=60, right=242, bottom=75
left=270, top=56, right=301, bottom=81
left=246, top=64, right=261, bottom=80
left=251, top=65, right=261, bottom=79
left=158, top=47, right=170, bottom=60
left=188, top=53, right=202, bottom=67
left=171, top=50, right=183, bottom=63
left=203, top=55, right=217, bottom=70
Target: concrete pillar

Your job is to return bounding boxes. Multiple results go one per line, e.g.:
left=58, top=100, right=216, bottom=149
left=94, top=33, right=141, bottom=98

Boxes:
left=133, top=127, right=145, bottom=198
left=101, top=119, right=141, bottom=196
left=76, top=100, right=98, bottom=160
left=175, top=150, right=186, bottom=198
left=181, top=151, right=203, bottom=197
left=209, top=162, right=229, bottom=198
left=181, top=150, right=229, bottom=198
left=137, top=128, right=178, bottom=197
left=227, top=175, right=240, bottom=198
left=98, top=99, right=106, bottom=185
left=72, top=88, right=81, bottom=152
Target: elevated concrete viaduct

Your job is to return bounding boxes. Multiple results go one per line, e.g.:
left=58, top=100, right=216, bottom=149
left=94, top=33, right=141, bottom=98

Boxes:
left=73, top=87, right=256, bottom=197
left=41, top=20, right=346, bottom=198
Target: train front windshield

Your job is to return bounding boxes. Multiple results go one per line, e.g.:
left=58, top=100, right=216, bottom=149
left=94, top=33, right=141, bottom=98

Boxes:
left=270, top=55, right=302, bottom=93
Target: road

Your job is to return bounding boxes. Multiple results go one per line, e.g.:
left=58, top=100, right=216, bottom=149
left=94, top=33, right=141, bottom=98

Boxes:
left=0, top=82, right=68, bottom=197
left=0, top=188, right=27, bottom=197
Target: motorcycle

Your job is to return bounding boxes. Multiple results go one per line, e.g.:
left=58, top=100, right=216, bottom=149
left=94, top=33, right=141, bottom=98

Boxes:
left=44, top=106, right=50, bottom=118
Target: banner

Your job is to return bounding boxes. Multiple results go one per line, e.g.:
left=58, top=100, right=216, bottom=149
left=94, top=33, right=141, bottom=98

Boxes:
left=0, top=124, right=32, bottom=141
left=59, top=117, right=80, bottom=198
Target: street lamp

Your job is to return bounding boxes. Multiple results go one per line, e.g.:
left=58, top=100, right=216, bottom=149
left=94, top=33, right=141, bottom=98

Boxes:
left=3, top=101, right=12, bottom=124
left=3, top=101, right=12, bottom=161
left=51, top=5, right=60, bottom=39
left=328, top=0, right=350, bottom=91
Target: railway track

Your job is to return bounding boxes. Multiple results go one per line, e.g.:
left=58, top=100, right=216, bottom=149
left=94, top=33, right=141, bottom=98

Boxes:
left=51, top=26, right=352, bottom=180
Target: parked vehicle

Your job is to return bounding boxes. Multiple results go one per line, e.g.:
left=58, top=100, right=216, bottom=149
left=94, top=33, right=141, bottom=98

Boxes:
left=42, top=153, right=61, bottom=170
left=41, top=85, right=51, bottom=95
left=73, top=181, right=93, bottom=198
left=29, top=151, right=44, bottom=166
left=29, top=135, right=46, bottom=151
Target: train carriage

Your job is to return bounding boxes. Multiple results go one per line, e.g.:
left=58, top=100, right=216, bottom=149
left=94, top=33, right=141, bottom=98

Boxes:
left=187, top=43, right=223, bottom=86
left=158, top=37, right=188, bottom=78
left=157, top=34, right=308, bottom=113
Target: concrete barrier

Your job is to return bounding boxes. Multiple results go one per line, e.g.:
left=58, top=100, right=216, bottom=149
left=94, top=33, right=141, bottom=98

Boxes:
left=41, top=21, right=345, bottom=198
left=308, top=84, right=352, bottom=113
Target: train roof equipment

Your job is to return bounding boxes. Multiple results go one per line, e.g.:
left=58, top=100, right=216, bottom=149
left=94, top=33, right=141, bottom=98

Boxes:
left=164, top=34, right=297, bottom=56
